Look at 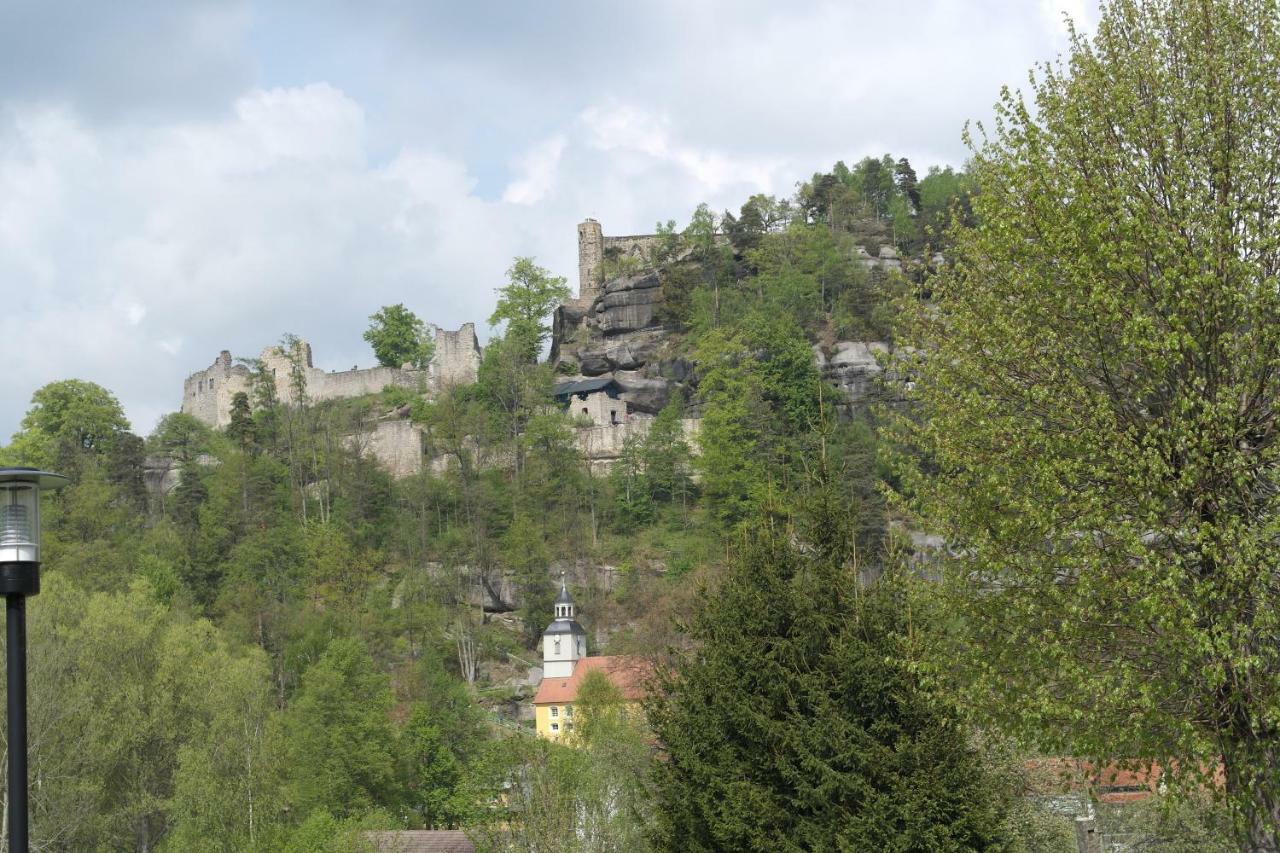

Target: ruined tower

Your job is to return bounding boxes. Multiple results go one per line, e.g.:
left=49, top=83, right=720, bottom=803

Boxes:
left=577, top=218, right=604, bottom=302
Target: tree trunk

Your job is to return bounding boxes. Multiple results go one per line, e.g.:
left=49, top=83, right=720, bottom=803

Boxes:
left=1223, top=745, right=1280, bottom=852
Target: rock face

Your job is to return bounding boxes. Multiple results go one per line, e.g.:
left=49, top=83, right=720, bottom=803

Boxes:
left=551, top=260, right=907, bottom=424
left=814, top=341, right=897, bottom=413
left=595, top=271, right=662, bottom=335
left=552, top=270, right=681, bottom=405
left=613, top=371, right=672, bottom=414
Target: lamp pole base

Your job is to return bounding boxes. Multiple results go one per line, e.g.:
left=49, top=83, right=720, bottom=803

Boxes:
left=0, top=563, right=38, bottom=597
left=2, top=561, right=38, bottom=853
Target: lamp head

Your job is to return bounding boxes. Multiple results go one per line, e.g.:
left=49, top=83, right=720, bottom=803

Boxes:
left=0, top=468, right=69, bottom=565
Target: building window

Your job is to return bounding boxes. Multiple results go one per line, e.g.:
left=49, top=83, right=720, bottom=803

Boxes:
left=553, top=638, right=561, bottom=654
left=566, top=705, right=573, bottom=717
left=610, top=409, right=618, bottom=425
left=582, top=407, right=589, bottom=416
left=565, top=723, right=574, bottom=732
left=550, top=706, right=558, bottom=718
left=550, top=723, right=559, bottom=732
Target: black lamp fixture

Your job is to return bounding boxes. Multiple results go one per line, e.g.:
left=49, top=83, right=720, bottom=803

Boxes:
left=0, top=468, right=68, bottom=853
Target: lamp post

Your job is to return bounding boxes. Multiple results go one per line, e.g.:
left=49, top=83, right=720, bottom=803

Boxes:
left=0, top=468, right=67, bottom=853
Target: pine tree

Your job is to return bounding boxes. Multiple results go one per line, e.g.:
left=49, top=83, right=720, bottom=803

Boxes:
left=647, top=491, right=1012, bottom=851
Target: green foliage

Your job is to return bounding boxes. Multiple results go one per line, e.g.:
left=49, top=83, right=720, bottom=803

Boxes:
left=647, top=503, right=1014, bottom=851
left=149, top=412, right=215, bottom=463
left=400, top=705, right=470, bottom=829
left=489, top=257, right=570, bottom=362
left=694, top=313, right=824, bottom=525
left=897, top=0, right=1280, bottom=845
left=1097, top=789, right=1234, bottom=852
left=468, top=732, right=650, bottom=853
left=283, top=638, right=398, bottom=818
left=5, top=378, right=134, bottom=476
left=363, top=303, right=436, bottom=369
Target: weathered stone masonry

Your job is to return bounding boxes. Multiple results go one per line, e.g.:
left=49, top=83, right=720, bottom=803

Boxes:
left=576, top=218, right=669, bottom=303
left=181, top=324, right=483, bottom=429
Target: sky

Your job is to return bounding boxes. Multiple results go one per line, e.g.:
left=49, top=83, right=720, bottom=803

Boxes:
left=0, top=0, right=1098, bottom=442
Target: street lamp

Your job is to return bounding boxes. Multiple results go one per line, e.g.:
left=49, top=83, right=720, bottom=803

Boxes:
left=0, top=468, right=67, bottom=853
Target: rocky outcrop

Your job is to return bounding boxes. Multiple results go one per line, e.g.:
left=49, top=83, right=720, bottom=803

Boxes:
left=613, top=371, right=672, bottom=414
left=814, top=341, right=900, bottom=412
left=552, top=270, right=680, bottom=402
left=595, top=271, right=662, bottom=335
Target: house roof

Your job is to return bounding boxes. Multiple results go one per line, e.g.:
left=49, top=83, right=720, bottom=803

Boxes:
left=553, top=376, right=616, bottom=397
left=533, top=654, right=653, bottom=705
left=362, top=830, right=475, bottom=853
left=543, top=618, right=586, bottom=636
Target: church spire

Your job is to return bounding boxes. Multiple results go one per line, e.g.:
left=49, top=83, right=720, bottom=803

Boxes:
left=543, top=572, right=586, bottom=678
left=554, top=571, right=575, bottom=620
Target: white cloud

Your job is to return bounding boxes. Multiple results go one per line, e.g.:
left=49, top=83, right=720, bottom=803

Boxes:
left=1039, top=0, right=1097, bottom=35
left=0, top=1, right=1112, bottom=441
left=502, top=134, right=567, bottom=205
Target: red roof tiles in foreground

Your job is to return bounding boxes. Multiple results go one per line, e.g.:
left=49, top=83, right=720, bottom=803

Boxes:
left=532, top=655, right=653, bottom=705
left=362, top=830, right=474, bottom=852
left=1025, top=758, right=1166, bottom=804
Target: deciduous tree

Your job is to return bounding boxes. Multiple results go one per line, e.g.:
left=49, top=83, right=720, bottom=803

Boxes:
left=363, top=304, right=435, bottom=369
left=899, top=1, right=1280, bottom=846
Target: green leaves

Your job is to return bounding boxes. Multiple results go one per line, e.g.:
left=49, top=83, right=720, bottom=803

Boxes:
left=364, top=303, right=435, bottom=369
left=489, top=257, right=570, bottom=363
left=647, top=521, right=1013, bottom=851
left=897, top=0, right=1280, bottom=845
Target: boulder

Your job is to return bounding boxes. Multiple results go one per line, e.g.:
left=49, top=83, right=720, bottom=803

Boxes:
left=579, top=351, right=612, bottom=376
left=605, top=341, right=653, bottom=371
left=597, top=294, right=659, bottom=334
left=613, top=371, right=671, bottom=414
left=822, top=341, right=889, bottom=406
left=594, top=271, right=663, bottom=335
left=550, top=301, right=593, bottom=365
left=601, top=270, right=660, bottom=294
left=655, top=356, right=695, bottom=384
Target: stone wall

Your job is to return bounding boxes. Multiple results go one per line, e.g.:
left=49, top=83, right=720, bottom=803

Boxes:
left=182, top=325, right=481, bottom=429
left=433, top=322, right=482, bottom=387
left=569, top=390, right=626, bottom=428
left=577, top=218, right=671, bottom=302
left=182, top=351, right=253, bottom=428
left=575, top=416, right=701, bottom=472
left=359, top=419, right=423, bottom=479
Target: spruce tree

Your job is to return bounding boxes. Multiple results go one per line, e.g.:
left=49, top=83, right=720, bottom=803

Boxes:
left=647, top=488, right=1011, bottom=851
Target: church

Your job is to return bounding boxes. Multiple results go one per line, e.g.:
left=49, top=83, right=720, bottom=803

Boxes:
left=531, top=580, right=650, bottom=740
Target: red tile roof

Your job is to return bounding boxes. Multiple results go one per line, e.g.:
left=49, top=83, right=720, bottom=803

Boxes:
left=532, top=655, right=652, bottom=705
left=362, top=830, right=474, bottom=852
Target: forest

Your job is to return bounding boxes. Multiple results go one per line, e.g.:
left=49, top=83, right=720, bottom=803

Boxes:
left=4, top=1, right=1280, bottom=849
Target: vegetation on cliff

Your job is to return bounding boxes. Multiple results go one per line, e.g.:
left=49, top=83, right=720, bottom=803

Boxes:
left=4, top=2, right=1274, bottom=848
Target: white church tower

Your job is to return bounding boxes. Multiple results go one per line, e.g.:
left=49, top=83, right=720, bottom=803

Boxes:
left=542, top=577, right=587, bottom=678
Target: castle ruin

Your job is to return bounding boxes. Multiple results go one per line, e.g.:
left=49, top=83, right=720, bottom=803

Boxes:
left=182, top=323, right=483, bottom=429
left=576, top=219, right=670, bottom=303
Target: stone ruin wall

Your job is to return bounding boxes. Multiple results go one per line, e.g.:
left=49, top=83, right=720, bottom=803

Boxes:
left=577, top=218, right=671, bottom=303
left=574, top=417, right=701, bottom=474
left=182, top=351, right=253, bottom=429
left=179, top=325, right=482, bottom=479
left=432, top=322, right=483, bottom=387
left=352, top=419, right=424, bottom=479
left=181, top=324, right=482, bottom=429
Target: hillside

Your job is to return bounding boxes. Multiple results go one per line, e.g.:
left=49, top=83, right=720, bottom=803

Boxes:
left=0, top=155, right=1095, bottom=851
